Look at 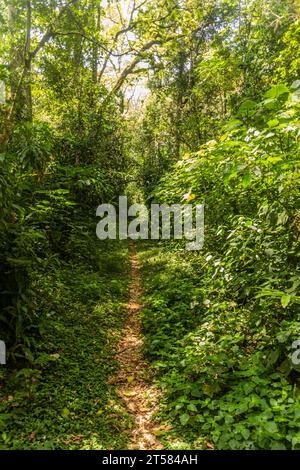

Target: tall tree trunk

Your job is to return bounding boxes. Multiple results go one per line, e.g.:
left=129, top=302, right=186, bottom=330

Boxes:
left=0, top=2, right=19, bottom=149
left=24, top=0, right=33, bottom=122
left=74, top=36, right=83, bottom=165
left=174, top=51, right=186, bottom=160
left=92, top=2, right=101, bottom=84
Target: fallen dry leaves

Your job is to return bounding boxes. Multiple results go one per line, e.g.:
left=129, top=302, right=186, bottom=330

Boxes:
left=109, top=244, right=163, bottom=450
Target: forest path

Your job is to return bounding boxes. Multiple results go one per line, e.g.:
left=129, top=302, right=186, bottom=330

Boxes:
left=109, top=243, right=163, bottom=450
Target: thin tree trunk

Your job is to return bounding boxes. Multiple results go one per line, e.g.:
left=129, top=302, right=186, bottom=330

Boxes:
left=92, top=2, right=101, bottom=84
left=174, top=51, right=185, bottom=160
left=24, top=0, right=33, bottom=122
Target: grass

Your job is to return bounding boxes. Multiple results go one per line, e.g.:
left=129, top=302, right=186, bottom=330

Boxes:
left=0, top=240, right=132, bottom=450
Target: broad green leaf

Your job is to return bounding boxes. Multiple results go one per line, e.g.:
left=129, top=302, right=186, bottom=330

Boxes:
left=242, top=172, right=252, bottom=188
left=61, top=408, right=70, bottom=418
left=237, top=100, right=257, bottom=117
left=180, top=414, right=190, bottom=426
left=281, top=295, right=291, bottom=308
left=264, top=84, right=289, bottom=99
left=267, top=119, right=279, bottom=128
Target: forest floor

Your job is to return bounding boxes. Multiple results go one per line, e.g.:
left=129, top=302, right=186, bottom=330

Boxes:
left=1, top=240, right=174, bottom=450
left=109, top=244, right=163, bottom=450
left=1, top=239, right=219, bottom=451
left=0, top=241, right=132, bottom=450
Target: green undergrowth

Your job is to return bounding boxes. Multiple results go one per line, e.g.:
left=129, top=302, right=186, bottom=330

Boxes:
left=137, top=82, right=300, bottom=450
left=138, top=242, right=300, bottom=450
left=0, top=239, right=131, bottom=450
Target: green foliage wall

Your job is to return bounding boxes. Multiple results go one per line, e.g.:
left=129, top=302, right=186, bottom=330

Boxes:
left=140, top=82, right=300, bottom=449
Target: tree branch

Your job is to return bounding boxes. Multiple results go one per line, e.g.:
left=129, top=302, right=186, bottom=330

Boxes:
left=102, top=39, right=162, bottom=106
left=30, top=0, right=78, bottom=60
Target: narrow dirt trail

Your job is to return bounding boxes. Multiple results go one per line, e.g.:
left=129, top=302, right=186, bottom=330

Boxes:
left=110, top=243, right=163, bottom=450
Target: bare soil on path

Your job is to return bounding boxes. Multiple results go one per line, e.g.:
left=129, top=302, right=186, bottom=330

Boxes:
left=109, top=244, right=164, bottom=450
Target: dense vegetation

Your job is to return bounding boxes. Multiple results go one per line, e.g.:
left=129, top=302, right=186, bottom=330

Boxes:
left=0, top=0, right=300, bottom=451
left=140, top=83, right=300, bottom=449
